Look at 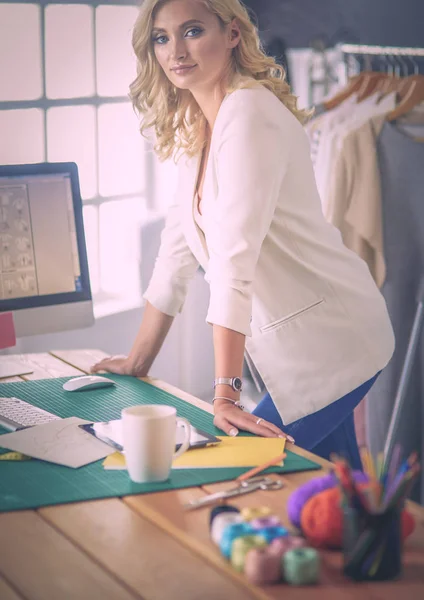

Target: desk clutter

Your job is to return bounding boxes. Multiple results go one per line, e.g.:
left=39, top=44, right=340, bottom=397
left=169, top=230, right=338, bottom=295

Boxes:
left=0, top=376, right=421, bottom=590
left=0, top=416, right=115, bottom=468
left=185, top=476, right=285, bottom=510
left=210, top=447, right=419, bottom=588
left=287, top=447, right=419, bottom=583
left=210, top=504, right=320, bottom=586
left=0, top=376, right=321, bottom=511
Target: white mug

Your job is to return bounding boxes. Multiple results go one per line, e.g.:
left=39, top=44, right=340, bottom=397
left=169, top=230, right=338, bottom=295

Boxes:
left=121, top=405, right=191, bottom=483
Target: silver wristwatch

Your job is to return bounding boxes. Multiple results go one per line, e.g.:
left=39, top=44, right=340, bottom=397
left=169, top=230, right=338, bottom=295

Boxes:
left=213, top=377, right=243, bottom=392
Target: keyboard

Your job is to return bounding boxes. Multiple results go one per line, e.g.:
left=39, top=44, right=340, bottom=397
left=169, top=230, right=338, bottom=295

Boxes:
left=0, top=397, right=61, bottom=431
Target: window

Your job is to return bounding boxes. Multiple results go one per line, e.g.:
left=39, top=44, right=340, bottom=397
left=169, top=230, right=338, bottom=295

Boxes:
left=0, top=1, right=155, bottom=314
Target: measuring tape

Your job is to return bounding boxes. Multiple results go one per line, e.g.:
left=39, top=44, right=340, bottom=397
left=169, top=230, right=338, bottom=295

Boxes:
left=0, top=452, right=31, bottom=461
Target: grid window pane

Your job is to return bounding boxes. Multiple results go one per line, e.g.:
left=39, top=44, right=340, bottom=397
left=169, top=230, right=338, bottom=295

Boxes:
left=99, top=198, right=143, bottom=296
left=47, top=106, right=97, bottom=199
left=0, top=4, right=42, bottom=101
left=45, top=4, right=95, bottom=99
left=98, top=103, right=145, bottom=197
left=83, top=205, right=100, bottom=295
left=96, top=6, right=138, bottom=97
left=0, top=109, right=44, bottom=164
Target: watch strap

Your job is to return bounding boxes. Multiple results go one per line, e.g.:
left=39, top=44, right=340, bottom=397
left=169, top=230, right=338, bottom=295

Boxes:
left=213, top=377, right=243, bottom=391
left=214, top=377, right=232, bottom=387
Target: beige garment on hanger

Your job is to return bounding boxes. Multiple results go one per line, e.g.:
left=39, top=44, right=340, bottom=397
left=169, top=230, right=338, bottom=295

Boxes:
left=326, top=115, right=386, bottom=287
left=327, top=104, right=424, bottom=288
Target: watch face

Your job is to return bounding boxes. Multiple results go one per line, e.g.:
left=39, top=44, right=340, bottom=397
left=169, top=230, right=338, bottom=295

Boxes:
left=233, top=377, right=243, bottom=391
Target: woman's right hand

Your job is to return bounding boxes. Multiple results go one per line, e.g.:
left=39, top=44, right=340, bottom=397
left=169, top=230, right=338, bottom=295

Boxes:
left=90, top=303, right=174, bottom=379
left=90, top=355, right=149, bottom=378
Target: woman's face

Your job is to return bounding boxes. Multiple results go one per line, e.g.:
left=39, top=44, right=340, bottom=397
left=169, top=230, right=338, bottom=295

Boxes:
left=152, top=0, right=240, bottom=92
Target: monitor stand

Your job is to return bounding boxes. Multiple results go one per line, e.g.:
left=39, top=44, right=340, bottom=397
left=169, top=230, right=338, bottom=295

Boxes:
left=0, top=360, right=34, bottom=379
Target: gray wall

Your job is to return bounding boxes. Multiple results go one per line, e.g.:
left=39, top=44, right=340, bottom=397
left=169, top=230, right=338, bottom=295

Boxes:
left=246, top=0, right=424, bottom=49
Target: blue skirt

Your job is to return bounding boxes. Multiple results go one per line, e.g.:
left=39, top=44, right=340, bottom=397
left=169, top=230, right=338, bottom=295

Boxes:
left=252, top=373, right=380, bottom=470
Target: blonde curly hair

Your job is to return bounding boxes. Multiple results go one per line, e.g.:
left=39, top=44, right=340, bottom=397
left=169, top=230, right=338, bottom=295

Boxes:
left=129, top=0, right=311, bottom=161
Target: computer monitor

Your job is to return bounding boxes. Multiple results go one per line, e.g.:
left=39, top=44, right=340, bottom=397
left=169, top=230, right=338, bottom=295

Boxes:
left=0, top=162, right=94, bottom=340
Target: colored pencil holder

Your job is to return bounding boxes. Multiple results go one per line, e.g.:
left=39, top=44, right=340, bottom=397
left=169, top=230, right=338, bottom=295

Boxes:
left=342, top=504, right=402, bottom=581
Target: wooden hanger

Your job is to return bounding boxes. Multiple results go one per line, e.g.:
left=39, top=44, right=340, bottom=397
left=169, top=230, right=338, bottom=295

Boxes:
left=374, top=75, right=406, bottom=103
left=387, top=74, right=424, bottom=121
left=323, top=73, right=367, bottom=110
left=356, top=72, right=389, bottom=102
left=397, top=74, right=424, bottom=95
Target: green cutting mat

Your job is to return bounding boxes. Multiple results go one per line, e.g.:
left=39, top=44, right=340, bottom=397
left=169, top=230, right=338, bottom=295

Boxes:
left=0, top=376, right=321, bottom=512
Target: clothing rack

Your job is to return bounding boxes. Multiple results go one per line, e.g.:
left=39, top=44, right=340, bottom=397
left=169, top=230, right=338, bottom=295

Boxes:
left=338, top=44, right=424, bottom=57
left=338, top=44, right=424, bottom=78
left=337, top=43, right=424, bottom=466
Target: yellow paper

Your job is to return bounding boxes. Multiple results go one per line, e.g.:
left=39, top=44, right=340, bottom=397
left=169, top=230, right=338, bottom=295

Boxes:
left=0, top=451, right=31, bottom=461
left=103, top=452, right=126, bottom=469
left=173, top=437, right=286, bottom=468
left=103, top=437, right=286, bottom=470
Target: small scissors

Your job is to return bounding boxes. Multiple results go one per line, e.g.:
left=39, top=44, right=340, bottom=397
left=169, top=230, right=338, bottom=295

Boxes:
left=184, top=476, right=285, bottom=511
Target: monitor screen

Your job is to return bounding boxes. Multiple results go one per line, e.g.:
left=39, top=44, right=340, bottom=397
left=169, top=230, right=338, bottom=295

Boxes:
left=0, top=162, right=93, bottom=336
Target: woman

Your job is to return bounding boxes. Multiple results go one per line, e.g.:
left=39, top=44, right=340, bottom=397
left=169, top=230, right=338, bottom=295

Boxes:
left=92, top=0, right=394, bottom=468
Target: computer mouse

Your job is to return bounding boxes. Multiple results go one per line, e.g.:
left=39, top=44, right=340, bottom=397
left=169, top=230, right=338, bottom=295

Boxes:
left=62, top=375, right=116, bottom=392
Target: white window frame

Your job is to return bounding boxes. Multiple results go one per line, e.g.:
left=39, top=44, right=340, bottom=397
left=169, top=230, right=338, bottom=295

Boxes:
left=0, top=0, right=154, bottom=317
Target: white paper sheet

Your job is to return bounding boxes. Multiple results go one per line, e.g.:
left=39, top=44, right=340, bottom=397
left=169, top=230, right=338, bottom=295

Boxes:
left=0, top=417, right=115, bottom=468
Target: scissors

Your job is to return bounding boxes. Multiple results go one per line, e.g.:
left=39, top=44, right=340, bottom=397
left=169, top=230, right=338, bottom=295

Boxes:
left=184, top=476, right=285, bottom=511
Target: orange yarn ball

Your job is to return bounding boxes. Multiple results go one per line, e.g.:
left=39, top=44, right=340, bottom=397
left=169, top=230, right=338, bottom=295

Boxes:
left=300, top=483, right=415, bottom=549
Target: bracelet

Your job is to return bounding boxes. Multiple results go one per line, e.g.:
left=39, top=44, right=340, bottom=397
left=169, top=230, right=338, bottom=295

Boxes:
left=213, top=396, right=244, bottom=410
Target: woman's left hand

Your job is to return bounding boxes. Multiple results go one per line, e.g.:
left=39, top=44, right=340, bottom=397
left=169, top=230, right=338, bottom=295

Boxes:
left=213, top=400, right=295, bottom=444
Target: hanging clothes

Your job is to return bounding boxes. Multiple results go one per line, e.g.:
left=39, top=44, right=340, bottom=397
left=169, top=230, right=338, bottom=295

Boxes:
left=366, top=123, right=424, bottom=503
left=305, top=52, right=424, bottom=504
left=325, top=115, right=386, bottom=286
left=308, top=93, right=396, bottom=220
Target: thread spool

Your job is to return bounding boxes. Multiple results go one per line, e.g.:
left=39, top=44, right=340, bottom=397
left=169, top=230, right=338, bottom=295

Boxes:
left=211, top=513, right=243, bottom=546
left=250, top=516, right=282, bottom=530
left=286, top=536, right=307, bottom=550
left=253, top=526, right=288, bottom=544
left=283, top=547, right=320, bottom=586
left=244, top=546, right=283, bottom=585
left=268, top=536, right=304, bottom=558
left=209, top=505, right=240, bottom=528
left=241, top=506, right=272, bottom=522
left=269, top=536, right=294, bottom=556
left=220, top=522, right=254, bottom=559
left=266, top=536, right=308, bottom=563
left=230, top=535, right=268, bottom=573
left=271, top=536, right=307, bottom=552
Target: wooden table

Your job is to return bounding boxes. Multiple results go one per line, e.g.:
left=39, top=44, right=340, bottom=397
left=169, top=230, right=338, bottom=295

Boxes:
left=0, top=349, right=423, bottom=600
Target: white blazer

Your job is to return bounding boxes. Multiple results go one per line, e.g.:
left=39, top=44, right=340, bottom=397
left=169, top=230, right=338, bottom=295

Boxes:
left=144, top=86, right=395, bottom=424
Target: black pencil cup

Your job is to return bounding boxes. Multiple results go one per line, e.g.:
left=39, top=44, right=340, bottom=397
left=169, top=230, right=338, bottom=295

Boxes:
left=342, top=504, right=402, bottom=581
